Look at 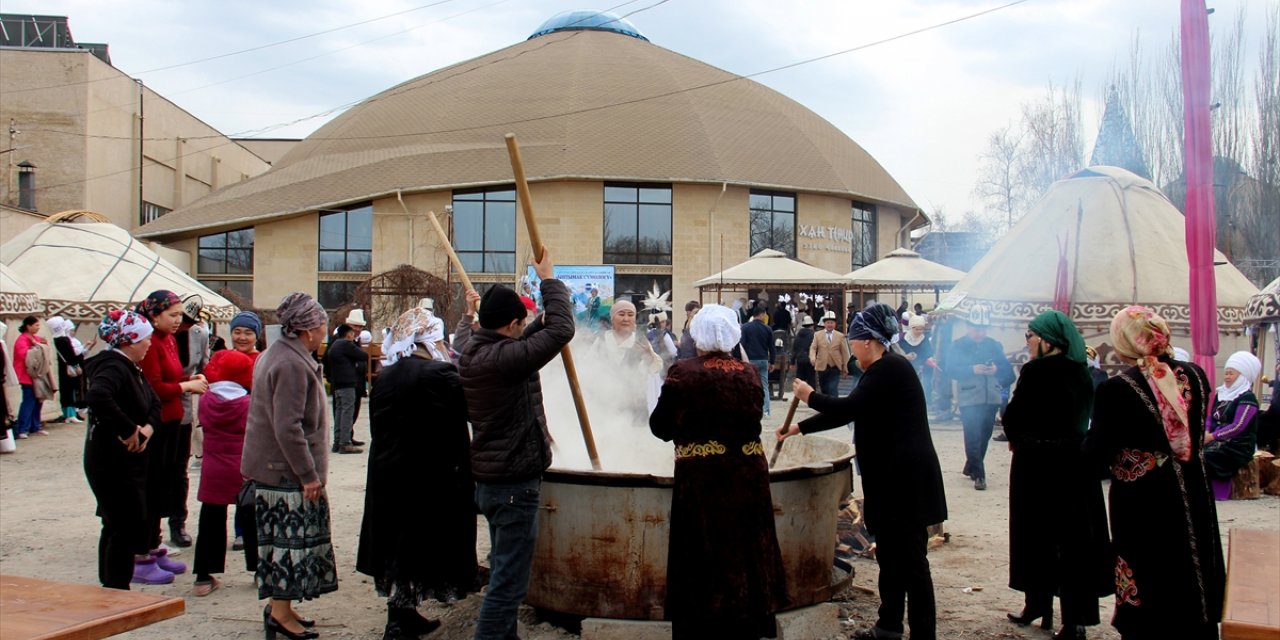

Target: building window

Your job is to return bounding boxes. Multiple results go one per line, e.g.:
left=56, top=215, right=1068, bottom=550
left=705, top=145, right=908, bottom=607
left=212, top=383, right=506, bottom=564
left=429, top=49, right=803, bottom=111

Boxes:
left=198, top=228, right=254, bottom=275
left=140, top=201, right=171, bottom=226
left=749, top=190, right=795, bottom=257
left=317, top=281, right=360, bottom=310
left=603, top=183, right=672, bottom=265
left=198, top=279, right=253, bottom=306
left=851, top=202, right=877, bottom=270
left=452, top=188, right=516, bottom=273
left=318, top=203, right=373, bottom=272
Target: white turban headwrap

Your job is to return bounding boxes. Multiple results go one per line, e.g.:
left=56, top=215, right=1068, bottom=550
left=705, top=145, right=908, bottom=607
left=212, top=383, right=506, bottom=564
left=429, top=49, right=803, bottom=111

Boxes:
left=688, top=304, right=741, bottom=354
left=381, top=307, right=445, bottom=366
left=1218, top=351, right=1262, bottom=403
left=1172, top=347, right=1191, bottom=362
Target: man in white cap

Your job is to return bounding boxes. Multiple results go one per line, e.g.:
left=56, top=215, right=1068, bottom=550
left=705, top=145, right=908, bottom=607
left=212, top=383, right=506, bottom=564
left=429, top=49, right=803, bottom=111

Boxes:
left=809, top=311, right=849, bottom=397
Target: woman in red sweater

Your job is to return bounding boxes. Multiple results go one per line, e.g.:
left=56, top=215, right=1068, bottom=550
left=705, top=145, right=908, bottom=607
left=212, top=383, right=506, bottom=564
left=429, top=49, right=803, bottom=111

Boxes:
left=135, top=290, right=207, bottom=575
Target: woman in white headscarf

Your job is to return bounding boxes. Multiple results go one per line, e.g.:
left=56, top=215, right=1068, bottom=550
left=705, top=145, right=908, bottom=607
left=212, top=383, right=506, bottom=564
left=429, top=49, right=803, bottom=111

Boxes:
left=649, top=304, right=787, bottom=639
left=1203, top=350, right=1262, bottom=497
left=51, top=317, right=86, bottom=423
left=594, top=299, right=664, bottom=419
left=357, top=306, right=476, bottom=639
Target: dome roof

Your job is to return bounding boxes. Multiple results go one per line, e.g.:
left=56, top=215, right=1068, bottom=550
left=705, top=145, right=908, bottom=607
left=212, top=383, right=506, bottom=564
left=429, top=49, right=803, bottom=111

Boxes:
left=138, top=30, right=917, bottom=238
left=529, top=10, right=647, bottom=41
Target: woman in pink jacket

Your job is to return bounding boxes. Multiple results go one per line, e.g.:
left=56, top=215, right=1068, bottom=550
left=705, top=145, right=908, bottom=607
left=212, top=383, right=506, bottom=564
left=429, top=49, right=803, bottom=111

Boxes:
left=13, top=315, right=48, bottom=437
left=191, top=349, right=256, bottom=596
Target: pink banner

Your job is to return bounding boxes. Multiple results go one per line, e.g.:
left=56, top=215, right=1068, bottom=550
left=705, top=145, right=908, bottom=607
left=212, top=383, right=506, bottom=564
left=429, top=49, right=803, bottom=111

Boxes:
left=1180, top=0, right=1218, bottom=385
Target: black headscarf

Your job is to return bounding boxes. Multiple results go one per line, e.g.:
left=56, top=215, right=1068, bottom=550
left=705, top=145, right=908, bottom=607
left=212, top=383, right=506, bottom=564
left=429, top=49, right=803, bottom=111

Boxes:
left=848, top=302, right=900, bottom=347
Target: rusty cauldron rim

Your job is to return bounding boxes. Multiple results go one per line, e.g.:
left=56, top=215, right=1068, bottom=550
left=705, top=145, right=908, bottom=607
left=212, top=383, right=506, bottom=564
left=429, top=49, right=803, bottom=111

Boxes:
left=544, top=442, right=856, bottom=487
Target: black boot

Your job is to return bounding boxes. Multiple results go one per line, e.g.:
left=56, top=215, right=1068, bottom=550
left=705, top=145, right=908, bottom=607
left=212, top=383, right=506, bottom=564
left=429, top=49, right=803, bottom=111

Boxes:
left=1052, top=624, right=1086, bottom=640
left=387, top=606, right=440, bottom=638
left=169, top=522, right=192, bottom=547
left=1007, top=607, right=1052, bottom=629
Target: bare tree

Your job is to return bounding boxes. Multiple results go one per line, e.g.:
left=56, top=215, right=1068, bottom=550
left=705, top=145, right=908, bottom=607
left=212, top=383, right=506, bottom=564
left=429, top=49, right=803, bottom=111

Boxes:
left=974, top=125, right=1025, bottom=231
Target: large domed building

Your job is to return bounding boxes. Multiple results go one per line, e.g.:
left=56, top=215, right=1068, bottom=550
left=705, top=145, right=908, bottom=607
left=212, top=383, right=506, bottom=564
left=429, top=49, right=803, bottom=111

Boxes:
left=137, top=10, right=922, bottom=314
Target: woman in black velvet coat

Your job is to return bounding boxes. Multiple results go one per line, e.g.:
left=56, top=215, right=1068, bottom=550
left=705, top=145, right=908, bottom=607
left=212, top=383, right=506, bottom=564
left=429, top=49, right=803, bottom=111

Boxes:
left=779, top=303, right=947, bottom=640
left=356, top=327, right=477, bottom=640
left=1002, top=311, right=1111, bottom=640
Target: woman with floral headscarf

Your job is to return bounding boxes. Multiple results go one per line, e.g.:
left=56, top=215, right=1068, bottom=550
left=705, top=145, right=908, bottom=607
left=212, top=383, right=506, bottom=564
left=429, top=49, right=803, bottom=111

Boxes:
left=83, top=309, right=164, bottom=588
left=241, top=292, right=334, bottom=640
left=651, top=304, right=786, bottom=639
left=357, top=306, right=476, bottom=639
left=778, top=302, right=946, bottom=640
left=1001, top=311, right=1111, bottom=640
left=1084, top=306, right=1223, bottom=640
left=135, top=290, right=208, bottom=556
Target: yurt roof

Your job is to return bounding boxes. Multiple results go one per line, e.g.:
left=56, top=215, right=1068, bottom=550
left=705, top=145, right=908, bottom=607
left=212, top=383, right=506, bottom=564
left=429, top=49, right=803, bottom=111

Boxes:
left=844, top=248, right=966, bottom=289
left=1, top=221, right=237, bottom=321
left=947, top=166, right=1259, bottom=331
left=135, top=29, right=917, bottom=239
left=694, top=249, right=849, bottom=288
left=1245, top=276, right=1279, bottom=325
left=0, top=263, right=41, bottom=316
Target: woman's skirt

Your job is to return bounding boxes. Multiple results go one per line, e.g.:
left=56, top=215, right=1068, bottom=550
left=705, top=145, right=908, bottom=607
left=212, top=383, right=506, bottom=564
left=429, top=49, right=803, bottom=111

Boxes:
left=254, top=483, right=338, bottom=601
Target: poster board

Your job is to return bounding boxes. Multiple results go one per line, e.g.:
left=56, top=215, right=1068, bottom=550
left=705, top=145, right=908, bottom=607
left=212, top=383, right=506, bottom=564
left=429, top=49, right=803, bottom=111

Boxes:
left=525, top=265, right=615, bottom=325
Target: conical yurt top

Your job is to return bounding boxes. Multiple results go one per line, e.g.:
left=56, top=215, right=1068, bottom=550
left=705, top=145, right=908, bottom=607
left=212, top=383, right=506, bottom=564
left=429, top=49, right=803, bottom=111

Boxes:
left=1245, top=276, right=1279, bottom=325
left=693, top=249, right=849, bottom=288
left=844, top=248, right=966, bottom=289
left=0, top=263, right=41, bottom=316
left=947, top=166, right=1258, bottom=334
left=1, top=217, right=237, bottom=321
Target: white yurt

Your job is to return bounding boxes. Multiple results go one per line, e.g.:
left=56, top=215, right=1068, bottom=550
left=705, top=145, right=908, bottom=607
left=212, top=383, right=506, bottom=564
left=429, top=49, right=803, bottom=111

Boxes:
left=1, top=263, right=42, bottom=437
left=945, top=166, right=1260, bottom=368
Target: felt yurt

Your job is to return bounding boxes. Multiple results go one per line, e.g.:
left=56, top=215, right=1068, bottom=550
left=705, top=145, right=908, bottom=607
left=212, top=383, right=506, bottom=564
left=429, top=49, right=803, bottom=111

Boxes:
left=1, top=263, right=42, bottom=430
left=945, top=166, right=1259, bottom=370
left=1245, top=276, right=1279, bottom=400
left=0, top=211, right=237, bottom=323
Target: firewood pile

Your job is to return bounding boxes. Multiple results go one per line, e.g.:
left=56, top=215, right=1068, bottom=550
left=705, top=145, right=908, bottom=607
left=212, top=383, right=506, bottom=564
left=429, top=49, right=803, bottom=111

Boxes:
left=1256, top=451, right=1280, bottom=496
left=834, top=494, right=950, bottom=563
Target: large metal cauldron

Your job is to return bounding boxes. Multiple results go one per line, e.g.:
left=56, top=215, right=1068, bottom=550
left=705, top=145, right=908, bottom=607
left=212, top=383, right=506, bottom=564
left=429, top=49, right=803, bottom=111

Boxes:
left=526, top=436, right=855, bottom=620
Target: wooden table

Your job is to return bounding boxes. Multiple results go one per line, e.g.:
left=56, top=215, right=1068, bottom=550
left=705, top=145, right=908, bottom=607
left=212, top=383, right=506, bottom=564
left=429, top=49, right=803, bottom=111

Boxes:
left=1222, top=529, right=1280, bottom=640
left=0, top=575, right=184, bottom=640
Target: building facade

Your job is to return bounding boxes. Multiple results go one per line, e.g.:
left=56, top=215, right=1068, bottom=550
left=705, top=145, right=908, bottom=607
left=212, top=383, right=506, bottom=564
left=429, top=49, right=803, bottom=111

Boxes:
left=0, top=15, right=270, bottom=233
left=134, top=12, right=923, bottom=320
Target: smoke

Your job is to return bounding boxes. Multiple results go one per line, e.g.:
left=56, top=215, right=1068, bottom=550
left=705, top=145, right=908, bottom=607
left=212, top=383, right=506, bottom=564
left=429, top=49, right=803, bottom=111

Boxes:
left=539, top=330, right=676, bottom=476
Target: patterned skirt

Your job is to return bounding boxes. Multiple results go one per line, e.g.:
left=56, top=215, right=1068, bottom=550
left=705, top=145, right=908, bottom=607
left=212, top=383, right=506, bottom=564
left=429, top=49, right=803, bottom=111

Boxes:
left=254, top=483, right=338, bottom=601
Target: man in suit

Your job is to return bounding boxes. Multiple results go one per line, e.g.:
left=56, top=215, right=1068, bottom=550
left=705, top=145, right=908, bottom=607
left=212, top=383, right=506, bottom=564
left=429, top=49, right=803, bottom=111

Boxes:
left=809, top=311, right=850, bottom=397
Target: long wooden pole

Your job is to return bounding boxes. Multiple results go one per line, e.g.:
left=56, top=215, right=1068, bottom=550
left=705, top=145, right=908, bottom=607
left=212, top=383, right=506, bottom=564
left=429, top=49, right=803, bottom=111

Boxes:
left=504, top=133, right=602, bottom=470
left=769, top=396, right=801, bottom=468
left=398, top=191, right=477, bottom=313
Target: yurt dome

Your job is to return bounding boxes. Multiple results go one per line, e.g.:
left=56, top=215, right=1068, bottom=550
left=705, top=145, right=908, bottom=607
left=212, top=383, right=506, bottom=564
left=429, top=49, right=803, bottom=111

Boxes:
left=136, top=26, right=915, bottom=238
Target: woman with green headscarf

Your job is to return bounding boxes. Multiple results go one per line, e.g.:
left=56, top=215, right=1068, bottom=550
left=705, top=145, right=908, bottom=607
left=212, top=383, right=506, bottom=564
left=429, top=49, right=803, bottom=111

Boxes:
left=1000, top=311, right=1112, bottom=640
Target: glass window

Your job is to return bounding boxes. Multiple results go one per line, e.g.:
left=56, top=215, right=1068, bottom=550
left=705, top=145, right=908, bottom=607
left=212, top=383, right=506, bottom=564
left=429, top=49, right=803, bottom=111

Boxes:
left=317, top=204, right=373, bottom=272
left=317, top=281, right=360, bottom=310
left=140, top=201, right=171, bottom=226
left=749, top=190, right=796, bottom=257
left=451, top=188, right=517, bottom=273
left=851, top=203, right=877, bottom=270
left=197, top=228, right=255, bottom=275
left=603, top=183, right=672, bottom=265
left=198, top=279, right=253, bottom=307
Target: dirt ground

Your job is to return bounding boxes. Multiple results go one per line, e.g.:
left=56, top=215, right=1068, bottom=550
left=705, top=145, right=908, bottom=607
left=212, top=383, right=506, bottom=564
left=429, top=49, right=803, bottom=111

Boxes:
left=2, top=398, right=1277, bottom=640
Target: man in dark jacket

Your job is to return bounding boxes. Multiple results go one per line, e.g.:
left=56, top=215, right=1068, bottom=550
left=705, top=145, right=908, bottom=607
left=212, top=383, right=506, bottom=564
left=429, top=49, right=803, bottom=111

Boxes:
left=459, top=250, right=573, bottom=640
left=323, top=324, right=365, bottom=454
left=942, top=305, right=1014, bottom=490
left=791, top=314, right=816, bottom=388
left=740, top=305, right=775, bottom=416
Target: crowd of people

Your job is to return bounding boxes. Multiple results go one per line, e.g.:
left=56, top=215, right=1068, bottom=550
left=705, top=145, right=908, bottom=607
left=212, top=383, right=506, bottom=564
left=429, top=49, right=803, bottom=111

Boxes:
left=2, top=268, right=1274, bottom=640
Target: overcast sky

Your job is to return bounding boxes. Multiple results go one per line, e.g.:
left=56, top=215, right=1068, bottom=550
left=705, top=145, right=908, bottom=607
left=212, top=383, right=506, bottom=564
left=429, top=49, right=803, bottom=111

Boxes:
left=5, top=0, right=1269, bottom=216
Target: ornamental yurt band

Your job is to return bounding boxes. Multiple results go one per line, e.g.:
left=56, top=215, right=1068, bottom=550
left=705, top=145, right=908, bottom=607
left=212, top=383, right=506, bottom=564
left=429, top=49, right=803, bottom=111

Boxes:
left=649, top=304, right=787, bottom=640
left=779, top=303, right=947, bottom=640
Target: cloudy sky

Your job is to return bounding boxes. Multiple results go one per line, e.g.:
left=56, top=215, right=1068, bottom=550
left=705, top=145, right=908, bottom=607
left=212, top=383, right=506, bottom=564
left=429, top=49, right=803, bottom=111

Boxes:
left=6, top=0, right=1269, bottom=215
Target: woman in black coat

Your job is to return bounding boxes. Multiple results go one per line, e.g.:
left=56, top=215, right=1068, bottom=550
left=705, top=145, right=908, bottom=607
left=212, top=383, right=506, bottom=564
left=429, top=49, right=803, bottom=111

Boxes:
left=83, top=310, right=162, bottom=589
left=356, top=308, right=477, bottom=640
left=779, top=303, right=947, bottom=640
left=1084, top=306, right=1223, bottom=640
left=1002, top=311, right=1111, bottom=640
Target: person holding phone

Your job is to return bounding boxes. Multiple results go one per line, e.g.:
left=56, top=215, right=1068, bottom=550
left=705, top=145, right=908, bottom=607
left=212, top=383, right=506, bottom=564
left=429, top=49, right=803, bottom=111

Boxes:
left=943, top=305, right=1014, bottom=491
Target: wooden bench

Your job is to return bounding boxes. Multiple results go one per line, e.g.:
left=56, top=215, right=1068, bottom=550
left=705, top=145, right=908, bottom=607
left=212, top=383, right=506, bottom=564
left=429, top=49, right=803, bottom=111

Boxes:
left=0, top=575, right=184, bottom=640
left=1222, top=529, right=1280, bottom=640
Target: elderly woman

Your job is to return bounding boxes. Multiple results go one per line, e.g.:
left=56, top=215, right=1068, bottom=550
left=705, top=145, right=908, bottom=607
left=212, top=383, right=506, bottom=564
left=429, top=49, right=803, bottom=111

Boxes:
left=241, top=292, right=334, bottom=640
left=900, top=315, right=935, bottom=407
left=357, top=307, right=476, bottom=640
left=83, top=310, right=163, bottom=588
left=1001, top=311, right=1111, bottom=640
left=51, top=317, right=86, bottom=423
left=135, top=291, right=207, bottom=557
left=1204, top=351, right=1263, bottom=499
left=649, top=304, right=786, bottom=639
left=1084, top=306, right=1223, bottom=640
left=595, top=300, right=664, bottom=420
left=778, top=303, right=947, bottom=640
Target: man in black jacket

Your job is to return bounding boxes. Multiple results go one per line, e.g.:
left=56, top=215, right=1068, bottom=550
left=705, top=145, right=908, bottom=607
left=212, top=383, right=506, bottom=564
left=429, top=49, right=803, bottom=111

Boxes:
left=323, top=324, right=365, bottom=454
left=741, top=305, right=776, bottom=416
left=459, top=249, right=573, bottom=640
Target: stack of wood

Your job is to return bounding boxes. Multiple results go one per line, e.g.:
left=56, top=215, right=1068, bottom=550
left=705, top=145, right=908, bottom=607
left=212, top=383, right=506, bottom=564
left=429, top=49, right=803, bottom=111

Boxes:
left=1255, top=451, right=1280, bottom=496
left=1231, top=451, right=1274, bottom=500
left=834, top=494, right=950, bottom=561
